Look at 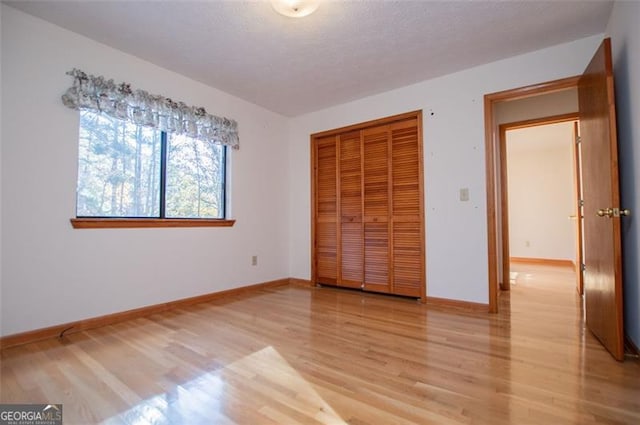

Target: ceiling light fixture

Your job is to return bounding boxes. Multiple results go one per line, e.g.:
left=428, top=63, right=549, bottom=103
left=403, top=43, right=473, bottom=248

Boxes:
left=271, top=0, right=319, bottom=18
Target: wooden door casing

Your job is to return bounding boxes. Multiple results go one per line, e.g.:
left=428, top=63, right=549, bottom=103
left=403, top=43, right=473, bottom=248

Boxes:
left=572, top=121, right=585, bottom=295
left=484, top=76, right=581, bottom=313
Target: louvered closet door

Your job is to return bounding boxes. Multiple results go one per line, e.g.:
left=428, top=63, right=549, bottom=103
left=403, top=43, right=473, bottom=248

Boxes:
left=312, top=111, right=424, bottom=299
left=315, top=136, right=338, bottom=285
left=362, top=125, right=391, bottom=293
left=390, top=119, right=423, bottom=297
left=339, top=131, right=363, bottom=288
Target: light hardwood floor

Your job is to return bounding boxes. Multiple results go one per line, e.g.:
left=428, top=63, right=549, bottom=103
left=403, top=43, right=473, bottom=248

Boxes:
left=1, top=266, right=639, bottom=424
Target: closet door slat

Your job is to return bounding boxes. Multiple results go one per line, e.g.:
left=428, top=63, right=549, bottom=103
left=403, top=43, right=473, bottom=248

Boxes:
left=391, top=120, right=423, bottom=297
left=315, top=136, right=338, bottom=284
left=363, top=126, right=390, bottom=293
left=339, top=131, right=363, bottom=287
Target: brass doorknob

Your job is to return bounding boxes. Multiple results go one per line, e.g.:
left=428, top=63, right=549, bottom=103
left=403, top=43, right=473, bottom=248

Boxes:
left=597, top=208, right=631, bottom=217
left=597, top=208, right=613, bottom=218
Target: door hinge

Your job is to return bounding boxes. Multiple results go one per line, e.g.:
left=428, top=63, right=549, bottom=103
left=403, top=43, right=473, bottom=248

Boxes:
left=576, top=136, right=582, bottom=144
left=579, top=199, right=585, bottom=207
left=581, top=263, right=586, bottom=272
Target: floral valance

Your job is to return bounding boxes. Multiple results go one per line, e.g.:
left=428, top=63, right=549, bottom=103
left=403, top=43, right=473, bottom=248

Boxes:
left=61, top=68, right=239, bottom=149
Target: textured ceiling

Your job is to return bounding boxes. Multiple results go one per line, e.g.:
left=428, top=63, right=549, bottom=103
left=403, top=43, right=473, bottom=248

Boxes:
left=5, top=1, right=613, bottom=116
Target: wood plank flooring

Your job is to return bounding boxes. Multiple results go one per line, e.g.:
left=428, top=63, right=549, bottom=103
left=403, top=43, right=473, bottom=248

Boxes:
left=1, top=265, right=639, bottom=424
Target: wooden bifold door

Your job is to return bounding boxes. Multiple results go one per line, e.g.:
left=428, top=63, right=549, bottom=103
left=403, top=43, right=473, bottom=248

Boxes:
left=311, top=111, right=425, bottom=299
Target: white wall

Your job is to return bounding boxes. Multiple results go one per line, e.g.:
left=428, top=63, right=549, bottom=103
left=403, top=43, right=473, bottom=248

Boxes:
left=288, top=35, right=603, bottom=304
left=506, top=123, right=576, bottom=261
left=0, top=6, right=290, bottom=336
left=607, top=1, right=640, bottom=348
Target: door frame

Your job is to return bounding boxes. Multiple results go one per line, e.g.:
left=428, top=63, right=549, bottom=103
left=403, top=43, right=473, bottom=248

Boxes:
left=484, top=76, right=580, bottom=312
left=498, top=112, right=581, bottom=293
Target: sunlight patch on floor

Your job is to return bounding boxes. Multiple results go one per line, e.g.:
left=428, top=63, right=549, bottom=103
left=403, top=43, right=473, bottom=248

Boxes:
left=104, top=346, right=347, bottom=425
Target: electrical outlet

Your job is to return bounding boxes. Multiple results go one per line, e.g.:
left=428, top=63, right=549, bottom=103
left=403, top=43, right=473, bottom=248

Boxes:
left=525, top=241, right=530, bottom=247
left=251, top=255, right=258, bottom=266
left=459, top=188, right=469, bottom=202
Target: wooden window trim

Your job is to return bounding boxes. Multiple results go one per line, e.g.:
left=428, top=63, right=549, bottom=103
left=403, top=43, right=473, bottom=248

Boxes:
left=70, top=218, right=236, bottom=229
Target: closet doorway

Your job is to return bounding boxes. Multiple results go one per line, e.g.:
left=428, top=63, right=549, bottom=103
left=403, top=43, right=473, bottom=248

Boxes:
left=310, top=111, right=426, bottom=300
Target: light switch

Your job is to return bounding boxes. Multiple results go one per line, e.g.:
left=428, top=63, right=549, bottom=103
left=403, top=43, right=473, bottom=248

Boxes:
left=459, top=188, right=469, bottom=202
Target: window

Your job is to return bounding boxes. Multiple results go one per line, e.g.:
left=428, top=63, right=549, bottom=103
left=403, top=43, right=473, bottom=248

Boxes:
left=75, top=111, right=228, bottom=226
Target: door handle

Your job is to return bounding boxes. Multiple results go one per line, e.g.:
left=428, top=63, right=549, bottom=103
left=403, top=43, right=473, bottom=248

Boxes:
left=597, top=208, right=613, bottom=218
left=597, top=208, right=631, bottom=218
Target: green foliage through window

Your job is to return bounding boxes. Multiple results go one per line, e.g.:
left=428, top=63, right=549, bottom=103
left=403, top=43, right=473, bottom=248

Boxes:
left=77, top=111, right=226, bottom=219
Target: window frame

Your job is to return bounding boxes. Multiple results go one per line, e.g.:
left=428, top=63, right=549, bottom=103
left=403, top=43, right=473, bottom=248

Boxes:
left=70, top=217, right=235, bottom=229
left=71, top=112, right=234, bottom=229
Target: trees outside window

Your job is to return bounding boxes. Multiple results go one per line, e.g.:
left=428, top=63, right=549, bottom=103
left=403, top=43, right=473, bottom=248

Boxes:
left=77, top=111, right=226, bottom=219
